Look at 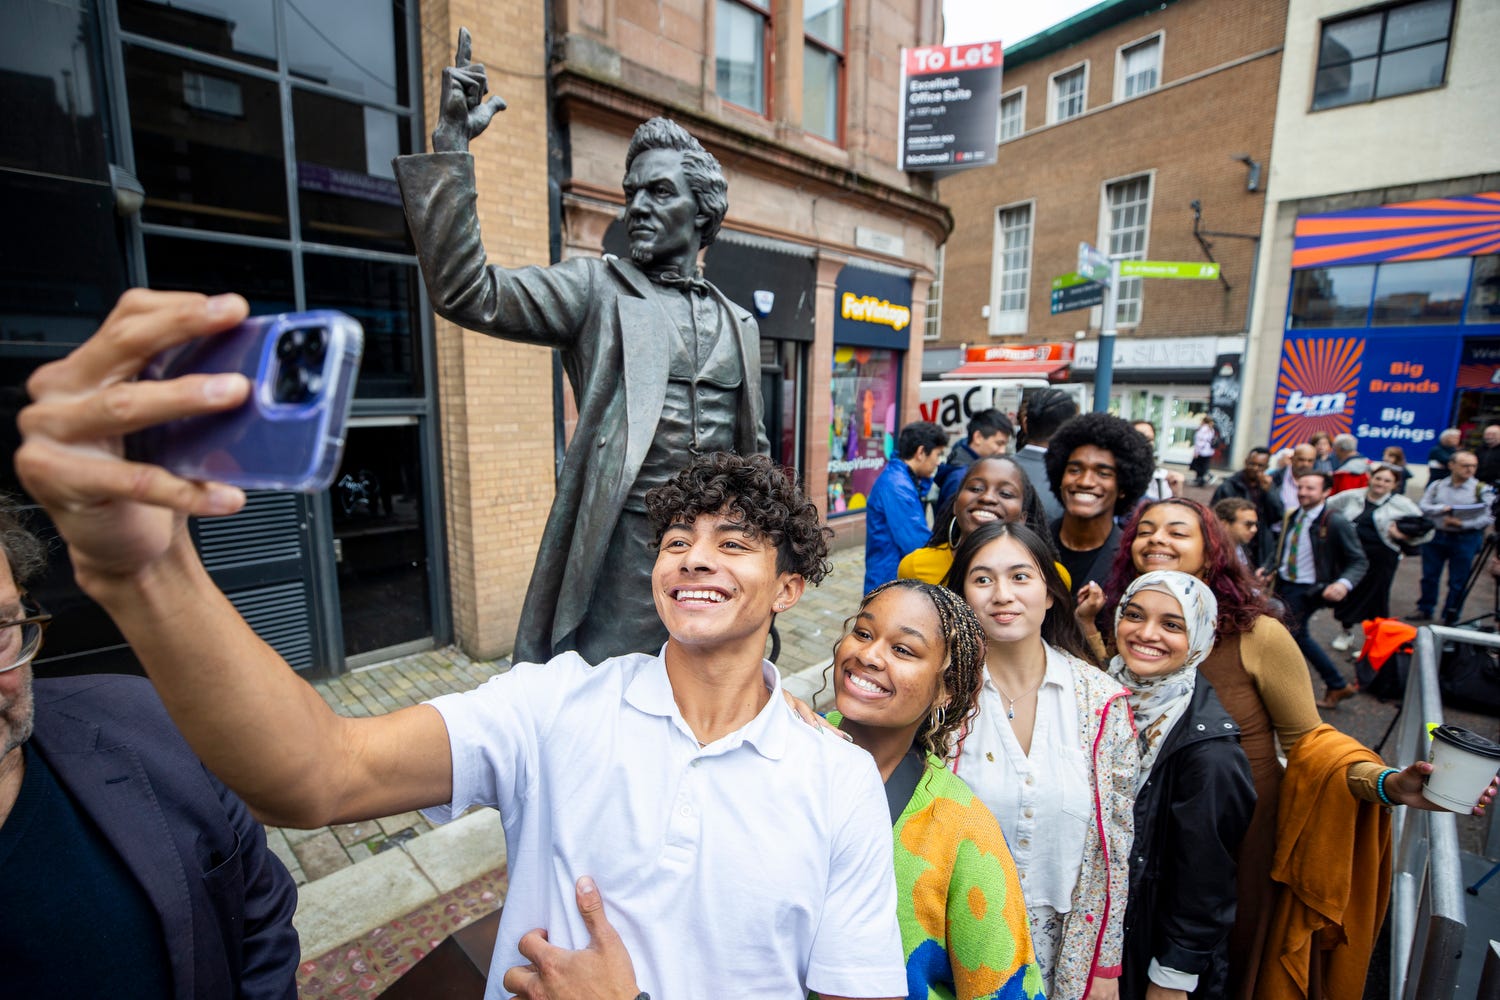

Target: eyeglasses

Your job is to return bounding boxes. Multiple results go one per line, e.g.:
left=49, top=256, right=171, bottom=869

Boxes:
left=0, top=600, right=51, bottom=674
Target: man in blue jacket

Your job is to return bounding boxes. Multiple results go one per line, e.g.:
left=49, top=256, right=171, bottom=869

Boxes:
left=0, top=503, right=299, bottom=999
left=863, top=421, right=947, bottom=592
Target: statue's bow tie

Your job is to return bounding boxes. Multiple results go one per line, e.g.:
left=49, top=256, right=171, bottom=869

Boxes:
left=652, top=270, right=709, bottom=293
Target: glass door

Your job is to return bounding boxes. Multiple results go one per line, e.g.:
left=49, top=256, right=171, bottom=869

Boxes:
left=333, top=417, right=434, bottom=664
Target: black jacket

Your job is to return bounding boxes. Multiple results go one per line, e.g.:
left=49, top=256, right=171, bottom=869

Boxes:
left=1479, top=444, right=1500, bottom=487
left=1211, top=472, right=1285, bottom=564
left=29, top=675, right=299, bottom=1000
left=1263, top=503, right=1369, bottom=591
left=1121, top=680, right=1255, bottom=1000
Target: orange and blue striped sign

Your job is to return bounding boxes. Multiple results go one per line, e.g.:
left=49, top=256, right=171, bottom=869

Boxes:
left=1291, top=192, right=1500, bottom=270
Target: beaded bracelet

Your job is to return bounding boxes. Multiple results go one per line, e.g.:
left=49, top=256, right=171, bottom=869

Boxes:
left=1376, top=767, right=1400, bottom=806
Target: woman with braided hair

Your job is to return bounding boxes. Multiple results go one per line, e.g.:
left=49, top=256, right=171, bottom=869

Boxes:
left=946, top=521, right=1137, bottom=1000
left=827, top=578, right=1046, bottom=1000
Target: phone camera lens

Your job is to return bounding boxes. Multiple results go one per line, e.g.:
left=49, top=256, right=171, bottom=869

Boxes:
left=277, top=330, right=304, bottom=361
left=303, top=327, right=327, bottom=361
left=275, top=366, right=305, bottom=403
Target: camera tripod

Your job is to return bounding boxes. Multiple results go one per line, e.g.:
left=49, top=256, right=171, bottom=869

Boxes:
left=1455, top=530, right=1500, bottom=620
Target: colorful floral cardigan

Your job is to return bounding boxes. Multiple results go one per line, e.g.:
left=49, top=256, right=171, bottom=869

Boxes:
left=893, top=754, right=1048, bottom=1000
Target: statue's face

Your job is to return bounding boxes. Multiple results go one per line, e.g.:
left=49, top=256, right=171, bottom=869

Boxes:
left=622, top=148, right=704, bottom=268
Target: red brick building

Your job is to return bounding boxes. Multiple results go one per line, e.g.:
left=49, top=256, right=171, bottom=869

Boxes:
left=934, top=0, right=1286, bottom=463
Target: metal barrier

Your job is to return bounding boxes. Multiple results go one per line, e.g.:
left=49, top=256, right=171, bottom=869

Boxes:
left=1390, top=625, right=1500, bottom=999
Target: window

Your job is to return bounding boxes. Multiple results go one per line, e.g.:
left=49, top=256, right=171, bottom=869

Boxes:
left=1470, top=255, right=1500, bottom=324
left=803, top=0, right=844, bottom=142
left=998, top=89, right=1025, bottom=142
left=1288, top=257, right=1493, bottom=328
left=1312, top=0, right=1453, bottom=110
left=1050, top=64, right=1087, bottom=122
left=992, top=204, right=1033, bottom=334
left=1371, top=257, right=1469, bottom=324
left=717, top=0, right=769, bottom=115
left=828, top=349, right=900, bottom=516
left=925, top=246, right=943, bottom=340
left=1289, top=266, right=1377, bottom=326
left=1117, top=35, right=1162, bottom=99
left=1105, top=176, right=1151, bottom=325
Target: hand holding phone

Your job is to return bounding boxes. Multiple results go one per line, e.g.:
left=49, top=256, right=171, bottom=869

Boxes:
left=126, top=311, right=364, bottom=492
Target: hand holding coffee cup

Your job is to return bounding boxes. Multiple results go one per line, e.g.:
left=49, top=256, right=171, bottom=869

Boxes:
left=1420, top=726, right=1500, bottom=813
left=1381, top=761, right=1498, bottom=814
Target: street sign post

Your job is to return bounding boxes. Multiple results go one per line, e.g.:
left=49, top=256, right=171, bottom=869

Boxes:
left=1050, top=273, right=1105, bottom=314
left=1118, top=260, right=1221, bottom=280
left=1077, top=242, right=1112, bottom=285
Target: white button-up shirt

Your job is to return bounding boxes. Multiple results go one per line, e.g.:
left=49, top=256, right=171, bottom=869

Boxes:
left=954, top=642, right=1091, bottom=911
left=425, top=650, right=905, bottom=999
left=1280, top=502, right=1324, bottom=584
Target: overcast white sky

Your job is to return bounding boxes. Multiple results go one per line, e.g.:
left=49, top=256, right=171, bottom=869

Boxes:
left=942, top=0, right=1099, bottom=47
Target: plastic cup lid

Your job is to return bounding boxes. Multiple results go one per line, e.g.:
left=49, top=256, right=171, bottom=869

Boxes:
left=1431, top=725, right=1500, bottom=760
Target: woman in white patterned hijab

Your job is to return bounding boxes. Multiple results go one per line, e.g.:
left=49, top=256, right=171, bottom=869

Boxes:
left=1106, top=569, right=1218, bottom=789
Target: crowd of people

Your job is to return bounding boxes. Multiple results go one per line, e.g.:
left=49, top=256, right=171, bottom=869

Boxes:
left=855, top=398, right=1500, bottom=997
left=6, top=289, right=1499, bottom=1000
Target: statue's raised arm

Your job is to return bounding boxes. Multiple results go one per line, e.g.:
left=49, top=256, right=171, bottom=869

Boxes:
left=431, top=27, right=508, bottom=153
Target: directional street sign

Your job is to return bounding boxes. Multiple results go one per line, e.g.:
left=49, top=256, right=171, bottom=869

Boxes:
left=1118, top=260, right=1221, bottom=280
left=1050, top=272, right=1105, bottom=314
left=1077, top=242, right=1112, bottom=285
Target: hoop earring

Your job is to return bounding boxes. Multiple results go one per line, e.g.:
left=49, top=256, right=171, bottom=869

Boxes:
left=929, top=703, right=946, bottom=733
left=947, top=518, right=960, bottom=549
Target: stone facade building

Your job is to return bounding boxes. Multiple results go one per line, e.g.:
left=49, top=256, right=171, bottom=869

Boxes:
left=1240, top=0, right=1500, bottom=464
left=4, top=0, right=947, bottom=671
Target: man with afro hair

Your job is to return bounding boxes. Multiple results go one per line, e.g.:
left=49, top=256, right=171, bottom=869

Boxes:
left=1043, top=412, right=1156, bottom=590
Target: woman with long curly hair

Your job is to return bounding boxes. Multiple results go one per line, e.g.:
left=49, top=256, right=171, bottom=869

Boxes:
left=1081, top=497, right=1483, bottom=998
left=828, top=579, right=1046, bottom=1000
left=945, top=521, right=1137, bottom=1000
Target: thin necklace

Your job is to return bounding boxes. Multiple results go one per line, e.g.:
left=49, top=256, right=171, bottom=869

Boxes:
left=992, top=675, right=1045, bottom=720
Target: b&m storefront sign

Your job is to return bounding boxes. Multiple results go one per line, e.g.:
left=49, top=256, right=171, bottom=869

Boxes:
left=828, top=265, right=914, bottom=516
left=1270, top=332, right=1459, bottom=454
left=1271, top=192, right=1500, bottom=453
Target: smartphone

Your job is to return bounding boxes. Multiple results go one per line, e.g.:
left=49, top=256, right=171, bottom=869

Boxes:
left=127, top=310, right=364, bottom=493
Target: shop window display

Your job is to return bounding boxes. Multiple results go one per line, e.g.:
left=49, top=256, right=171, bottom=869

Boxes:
left=828, top=347, right=899, bottom=515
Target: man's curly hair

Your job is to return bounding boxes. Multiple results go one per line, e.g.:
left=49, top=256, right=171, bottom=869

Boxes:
left=1043, top=413, right=1157, bottom=515
left=644, top=453, right=832, bottom=584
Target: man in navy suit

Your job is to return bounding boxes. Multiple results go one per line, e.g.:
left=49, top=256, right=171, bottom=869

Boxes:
left=0, top=503, right=299, bottom=999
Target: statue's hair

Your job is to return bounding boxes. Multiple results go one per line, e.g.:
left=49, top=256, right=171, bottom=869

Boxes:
left=0, top=496, right=46, bottom=588
left=624, top=117, right=728, bottom=249
left=644, top=453, right=831, bottom=584
left=840, top=579, right=989, bottom=760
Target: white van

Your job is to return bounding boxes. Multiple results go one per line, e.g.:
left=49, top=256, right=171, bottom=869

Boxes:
left=918, top=378, right=1090, bottom=448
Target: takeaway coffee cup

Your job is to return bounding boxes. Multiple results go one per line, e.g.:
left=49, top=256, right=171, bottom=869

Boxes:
left=1423, top=725, right=1500, bottom=812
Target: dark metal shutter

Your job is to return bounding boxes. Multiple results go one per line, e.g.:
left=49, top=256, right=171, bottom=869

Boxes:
left=192, top=491, right=321, bottom=673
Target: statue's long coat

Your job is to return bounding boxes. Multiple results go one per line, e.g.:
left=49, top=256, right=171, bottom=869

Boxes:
left=395, top=152, right=767, bottom=662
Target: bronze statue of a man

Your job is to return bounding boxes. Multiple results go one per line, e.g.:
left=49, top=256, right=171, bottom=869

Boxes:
left=394, top=30, right=768, bottom=664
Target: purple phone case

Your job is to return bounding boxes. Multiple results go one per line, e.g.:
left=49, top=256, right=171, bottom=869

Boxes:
left=128, top=311, right=364, bottom=492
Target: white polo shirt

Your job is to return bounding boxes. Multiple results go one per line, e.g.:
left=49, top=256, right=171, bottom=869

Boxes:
left=424, top=649, right=906, bottom=999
